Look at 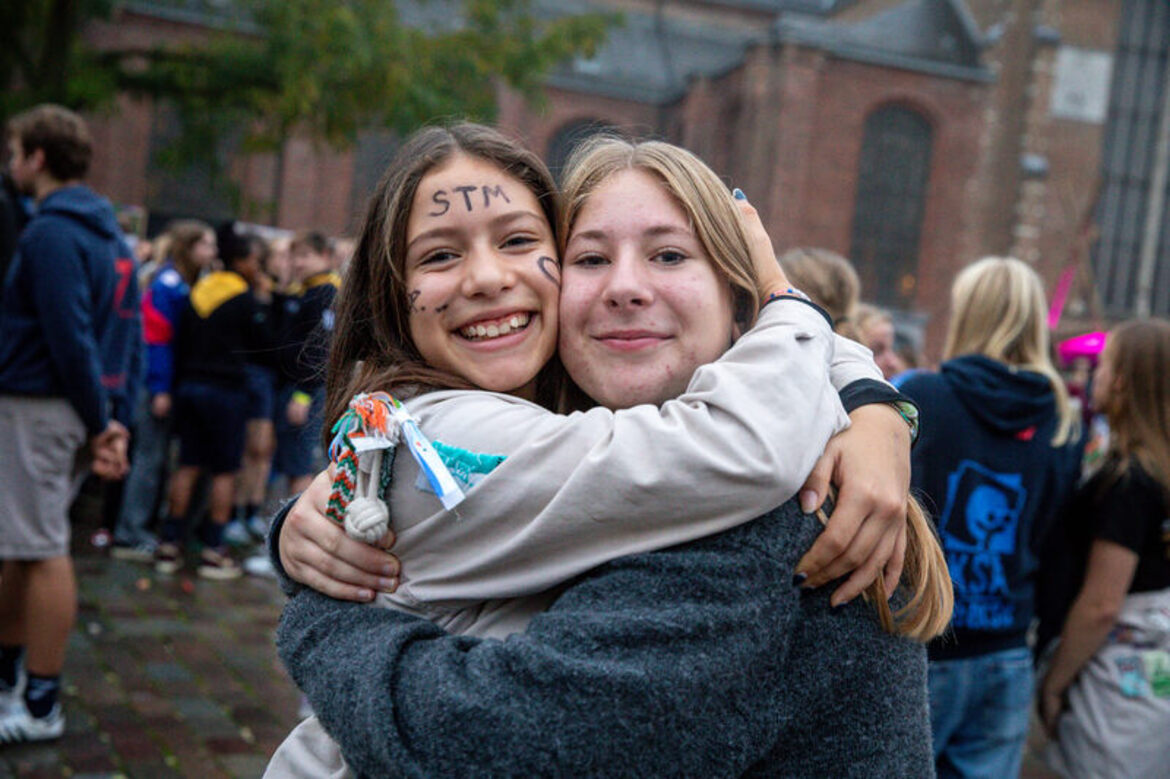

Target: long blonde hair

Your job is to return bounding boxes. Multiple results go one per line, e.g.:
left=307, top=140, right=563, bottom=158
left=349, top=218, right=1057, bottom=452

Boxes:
left=1099, top=319, right=1170, bottom=500
left=943, top=257, right=1077, bottom=446
left=560, top=137, right=760, bottom=330
left=562, top=136, right=952, bottom=641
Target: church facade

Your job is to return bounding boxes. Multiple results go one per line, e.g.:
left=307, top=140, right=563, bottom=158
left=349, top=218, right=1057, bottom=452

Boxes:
left=81, top=0, right=1161, bottom=352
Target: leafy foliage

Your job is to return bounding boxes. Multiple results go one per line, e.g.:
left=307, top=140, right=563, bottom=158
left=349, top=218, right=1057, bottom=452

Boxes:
left=3, top=0, right=614, bottom=161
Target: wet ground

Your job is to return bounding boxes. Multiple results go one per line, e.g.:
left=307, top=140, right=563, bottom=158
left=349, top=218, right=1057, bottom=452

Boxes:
left=0, top=495, right=302, bottom=778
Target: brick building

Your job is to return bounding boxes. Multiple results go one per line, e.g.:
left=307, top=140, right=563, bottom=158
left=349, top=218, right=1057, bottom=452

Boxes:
left=80, top=0, right=1162, bottom=354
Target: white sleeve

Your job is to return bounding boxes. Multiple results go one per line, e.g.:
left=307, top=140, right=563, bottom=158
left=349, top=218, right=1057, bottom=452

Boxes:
left=386, top=299, right=851, bottom=606
left=829, top=334, right=890, bottom=390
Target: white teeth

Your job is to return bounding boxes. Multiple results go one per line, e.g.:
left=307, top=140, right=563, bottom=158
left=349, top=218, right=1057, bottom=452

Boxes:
left=460, top=313, right=531, bottom=341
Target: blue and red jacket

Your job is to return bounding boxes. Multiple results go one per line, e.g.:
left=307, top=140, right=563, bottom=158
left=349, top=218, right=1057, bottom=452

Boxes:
left=141, top=261, right=191, bottom=397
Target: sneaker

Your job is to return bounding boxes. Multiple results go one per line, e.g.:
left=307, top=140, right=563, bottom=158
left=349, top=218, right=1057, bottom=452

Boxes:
left=223, top=520, right=254, bottom=548
left=197, top=548, right=242, bottom=581
left=245, top=515, right=270, bottom=542
left=111, top=540, right=157, bottom=563
left=0, top=702, right=64, bottom=744
left=243, top=554, right=277, bottom=579
left=0, top=671, right=25, bottom=716
left=154, top=542, right=183, bottom=575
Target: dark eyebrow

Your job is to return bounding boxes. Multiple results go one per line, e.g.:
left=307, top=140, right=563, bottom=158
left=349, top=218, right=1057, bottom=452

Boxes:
left=407, top=209, right=546, bottom=253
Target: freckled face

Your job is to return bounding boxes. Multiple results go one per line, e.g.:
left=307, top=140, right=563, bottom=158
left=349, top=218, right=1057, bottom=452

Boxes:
left=404, top=154, right=559, bottom=399
left=559, top=169, right=736, bottom=410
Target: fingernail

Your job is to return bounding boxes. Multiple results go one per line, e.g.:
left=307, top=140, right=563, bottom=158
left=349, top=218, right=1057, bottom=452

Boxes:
left=831, top=599, right=848, bottom=611
left=792, top=572, right=807, bottom=587
left=800, top=490, right=818, bottom=514
left=381, top=563, right=397, bottom=576
left=380, top=577, right=398, bottom=593
left=732, top=187, right=747, bottom=201
left=357, top=589, right=374, bottom=601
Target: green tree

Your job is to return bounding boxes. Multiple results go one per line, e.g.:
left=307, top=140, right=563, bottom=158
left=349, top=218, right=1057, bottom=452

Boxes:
left=2, top=0, right=613, bottom=159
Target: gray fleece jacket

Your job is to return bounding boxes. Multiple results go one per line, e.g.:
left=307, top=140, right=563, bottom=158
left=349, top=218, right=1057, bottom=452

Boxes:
left=276, top=499, right=933, bottom=777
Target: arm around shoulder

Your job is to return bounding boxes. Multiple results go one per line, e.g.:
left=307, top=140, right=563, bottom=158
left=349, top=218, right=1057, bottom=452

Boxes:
left=278, top=517, right=806, bottom=776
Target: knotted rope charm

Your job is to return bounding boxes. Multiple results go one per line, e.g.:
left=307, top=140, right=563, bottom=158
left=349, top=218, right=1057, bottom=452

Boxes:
left=326, top=391, right=465, bottom=541
left=326, top=393, right=399, bottom=539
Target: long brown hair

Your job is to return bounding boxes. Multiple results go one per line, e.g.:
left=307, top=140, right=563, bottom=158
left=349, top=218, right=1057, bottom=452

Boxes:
left=561, top=136, right=952, bottom=641
left=166, top=220, right=213, bottom=285
left=323, top=123, right=561, bottom=447
left=1098, top=318, right=1170, bottom=500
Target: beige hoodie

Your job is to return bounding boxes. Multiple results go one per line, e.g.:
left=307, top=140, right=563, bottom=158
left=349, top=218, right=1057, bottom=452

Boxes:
left=265, top=300, right=883, bottom=778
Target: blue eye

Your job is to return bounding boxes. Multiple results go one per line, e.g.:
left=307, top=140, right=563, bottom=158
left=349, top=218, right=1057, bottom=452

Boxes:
left=571, top=253, right=609, bottom=267
left=654, top=249, right=686, bottom=265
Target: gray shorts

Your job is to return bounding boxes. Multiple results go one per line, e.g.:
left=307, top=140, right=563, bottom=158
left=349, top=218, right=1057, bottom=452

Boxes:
left=0, top=396, right=87, bottom=559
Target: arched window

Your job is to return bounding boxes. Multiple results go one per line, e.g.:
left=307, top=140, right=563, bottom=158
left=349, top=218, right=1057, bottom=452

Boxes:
left=849, top=106, right=933, bottom=309
left=546, top=119, right=615, bottom=181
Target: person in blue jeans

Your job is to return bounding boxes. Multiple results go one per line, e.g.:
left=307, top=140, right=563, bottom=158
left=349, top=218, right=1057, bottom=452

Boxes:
left=112, top=220, right=217, bottom=559
left=898, top=257, right=1083, bottom=777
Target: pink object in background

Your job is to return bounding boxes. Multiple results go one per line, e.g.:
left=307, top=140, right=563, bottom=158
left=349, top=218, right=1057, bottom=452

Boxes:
left=1058, top=331, right=1107, bottom=366
left=1048, top=265, right=1078, bottom=330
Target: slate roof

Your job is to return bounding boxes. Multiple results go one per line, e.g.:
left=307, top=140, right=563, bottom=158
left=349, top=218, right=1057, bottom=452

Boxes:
left=777, top=0, right=994, bottom=82
left=544, top=3, right=763, bottom=104
left=124, top=0, right=994, bottom=103
left=697, top=0, right=857, bottom=14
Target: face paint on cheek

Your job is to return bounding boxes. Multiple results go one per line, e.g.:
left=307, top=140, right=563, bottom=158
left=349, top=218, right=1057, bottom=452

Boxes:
left=408, top=290, right=421, bottom=313
left=537, top=256, right=561, bottom=287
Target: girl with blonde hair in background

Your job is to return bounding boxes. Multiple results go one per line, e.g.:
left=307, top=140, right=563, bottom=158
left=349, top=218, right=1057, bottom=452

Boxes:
left=1037, top=318, right=1170, bottom=778
left=899, top=256, right=1082, bottom=778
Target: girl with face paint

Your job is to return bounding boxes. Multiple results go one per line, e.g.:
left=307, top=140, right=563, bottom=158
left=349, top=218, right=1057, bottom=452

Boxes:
left=264, top=128, right=946, bottom=777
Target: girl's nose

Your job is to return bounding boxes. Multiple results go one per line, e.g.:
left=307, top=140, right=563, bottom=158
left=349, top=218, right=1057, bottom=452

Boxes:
left=460, top=249, right=514, bottom=298
left=601, top=254, right=653, bottom=309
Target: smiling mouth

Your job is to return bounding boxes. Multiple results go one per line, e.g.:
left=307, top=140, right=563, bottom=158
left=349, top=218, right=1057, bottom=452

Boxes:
left=595, top=331, right=670, bottom=351
left=458, top=312, right=532, bottom=341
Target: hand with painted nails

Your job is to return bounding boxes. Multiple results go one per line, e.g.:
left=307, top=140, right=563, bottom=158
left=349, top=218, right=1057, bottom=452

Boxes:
left=730, top=188, right=790, bottom=300
left=794, top=402, right=911, bottom=605
left=279, top=467, right=401, bottom=602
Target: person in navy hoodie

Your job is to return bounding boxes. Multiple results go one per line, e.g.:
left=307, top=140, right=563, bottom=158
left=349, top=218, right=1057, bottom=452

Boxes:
left=898, top=257, right=1082, bottom=778
left=0, top=104, right=133, bottom=743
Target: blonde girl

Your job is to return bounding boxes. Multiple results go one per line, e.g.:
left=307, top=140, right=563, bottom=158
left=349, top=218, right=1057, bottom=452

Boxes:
left=900, top=256, right=1082, bottom=777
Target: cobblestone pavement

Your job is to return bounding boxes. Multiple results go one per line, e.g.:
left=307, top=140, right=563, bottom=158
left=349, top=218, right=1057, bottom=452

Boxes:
left=1, top=493, right=1059, bottom=778
left=0, top=508, right=302, bottom=778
